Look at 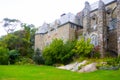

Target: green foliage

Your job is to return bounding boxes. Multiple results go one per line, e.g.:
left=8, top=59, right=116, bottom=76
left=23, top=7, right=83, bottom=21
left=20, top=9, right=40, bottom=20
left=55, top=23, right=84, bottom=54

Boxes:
left=43, top=39, right=76, bottom=65
left=92, top=46, right=100, bottom=58
left=106, top=57, right=120, bottom=66
left=0, top=22, right=37, bottom=65
left=43, top=39, right=63, bottom=65
left=9, top=50, right=19, bottom=64
left=0, top=23, right=37, bottom=59
left=72, top=37, right=94, bottom=57
left=33, top=48, right=44, bottom=64
left=60, top=40, right=76, bottom=64
left=96, top=57, right=120, bottom=70
left=15, top=57, right=34, bottom=65
left=0, top=47, right=9, bottom=65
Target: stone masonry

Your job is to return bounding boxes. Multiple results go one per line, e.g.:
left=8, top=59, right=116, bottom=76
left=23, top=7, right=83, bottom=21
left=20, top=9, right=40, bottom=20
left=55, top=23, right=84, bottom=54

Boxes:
left=35, top=0, right=120, bottom=57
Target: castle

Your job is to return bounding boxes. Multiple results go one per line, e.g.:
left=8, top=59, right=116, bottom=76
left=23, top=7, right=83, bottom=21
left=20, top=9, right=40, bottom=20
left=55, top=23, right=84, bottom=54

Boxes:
left=35, top=0, right=120, bottom=57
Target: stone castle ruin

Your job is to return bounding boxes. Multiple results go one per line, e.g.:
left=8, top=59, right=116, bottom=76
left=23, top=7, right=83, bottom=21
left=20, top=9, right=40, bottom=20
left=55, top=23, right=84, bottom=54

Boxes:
left=35, top=0, right=120, bottom=57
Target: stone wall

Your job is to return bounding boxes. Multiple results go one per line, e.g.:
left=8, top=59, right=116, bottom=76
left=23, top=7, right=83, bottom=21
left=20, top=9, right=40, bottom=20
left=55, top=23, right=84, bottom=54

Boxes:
left=107, top=29, right=117, bottom=53
left=82, top=0, right=118, bottom=57
left=117, top=0, right=120, bottom=55
left=35, top=34, right=45, bottom=50
left=35, top=0, right=120, bottom=56
left=35, top=22, right=80, bottom=50
left=44, top=23, right=70, bottom=44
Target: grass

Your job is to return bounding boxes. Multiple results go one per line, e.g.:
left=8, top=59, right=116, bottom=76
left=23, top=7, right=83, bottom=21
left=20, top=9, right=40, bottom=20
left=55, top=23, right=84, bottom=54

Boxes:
left=0, top=65, right=120, bottom=80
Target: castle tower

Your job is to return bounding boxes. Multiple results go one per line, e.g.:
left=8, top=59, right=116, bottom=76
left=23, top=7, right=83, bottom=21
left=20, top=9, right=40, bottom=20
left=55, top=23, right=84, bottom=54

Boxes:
left=98, top=0, right=107, bottom=57
left=117, top=0, right=120, bottom=56
left=83, top=1, right=91, bottom=39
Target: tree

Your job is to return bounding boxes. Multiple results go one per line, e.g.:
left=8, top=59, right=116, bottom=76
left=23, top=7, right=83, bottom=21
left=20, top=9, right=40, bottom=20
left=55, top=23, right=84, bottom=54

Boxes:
left=0, top=22, right=37, bottom=58
left=72, top=37, right=94, bottom=57
left=20, top=23, right=36, bottom=57
left=0, top=47, right=9, bottom=65
left=2, top=18, right=21, bottom=33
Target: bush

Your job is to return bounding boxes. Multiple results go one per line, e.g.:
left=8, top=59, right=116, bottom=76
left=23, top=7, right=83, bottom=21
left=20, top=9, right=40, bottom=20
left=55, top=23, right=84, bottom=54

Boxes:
left=0, top=47, right=9, bottom=65
left=91, top=45, right=100, bottom=58
left=59, top=40, right=76, bottom=64
left=106, top=57, right=120, bottom=66
left=72, top=37, right=94, bottom=58
left=43, top=39, right=76, bottom=65
left=43, top=39, right=63, bottom=65
left=9, top=50, right=20, bottom=64
left=96, top=57, right=120, bottom=70
left=15, top=57, right=34, bottom=65
left=33, top=48, right=44, bottom=64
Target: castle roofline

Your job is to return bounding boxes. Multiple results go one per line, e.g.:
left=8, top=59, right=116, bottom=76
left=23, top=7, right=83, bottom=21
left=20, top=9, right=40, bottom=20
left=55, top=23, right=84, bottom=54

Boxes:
left=90, top=0, right=116, bottom=11
left=35, top=21, right=82, bottom=35
left=36, top=13, right=81, bottom=34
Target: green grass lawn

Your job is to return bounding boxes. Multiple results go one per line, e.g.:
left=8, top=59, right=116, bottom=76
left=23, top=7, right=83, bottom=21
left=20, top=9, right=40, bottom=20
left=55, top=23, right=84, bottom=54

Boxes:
left=0, top=65, right=120, bottom=80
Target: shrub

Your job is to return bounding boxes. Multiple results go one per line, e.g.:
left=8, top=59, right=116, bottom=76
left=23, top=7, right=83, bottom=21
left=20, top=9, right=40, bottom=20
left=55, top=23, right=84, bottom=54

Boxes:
left=33, top=48, right=44, bottom=64
left=91, top=45, right=100, bottom=58
left=15, top=57, right=34, bottom=65
left=42, top=47, right=54, bottom=65
left=96, top=57, right=120, bottom=70
left=0, top=47, right=9, bottom=65
left=72, top=37, right=94, bottom=58
left=9, top=50, right=20, bottom=64
left=106, top=57, right=120, bottom=66
left=43, top=39, right=63, bottom=65
left=43, top=39, right=76, bottom=65
left=60, top=40, right=76, bottom=64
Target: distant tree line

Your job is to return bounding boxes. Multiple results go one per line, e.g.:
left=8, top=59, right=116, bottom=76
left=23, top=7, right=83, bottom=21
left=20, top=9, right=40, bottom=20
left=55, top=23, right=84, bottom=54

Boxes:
left=0, top=18, right=37, bottom=65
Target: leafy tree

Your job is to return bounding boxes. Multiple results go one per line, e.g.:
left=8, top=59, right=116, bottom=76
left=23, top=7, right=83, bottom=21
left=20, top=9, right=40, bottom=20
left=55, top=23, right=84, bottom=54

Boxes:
left=72, top=37, right=94, bottom=57
left=9, top=50, right=19, bottom=64
left=0, top=18, right=37, bottom=64
left=0, top=22, right=37, bottom=59
left=20, top=23, right=36, bottom=57
left=2, top=18, right=21, bottom=33
left=0, top=47, right=9, bottom=65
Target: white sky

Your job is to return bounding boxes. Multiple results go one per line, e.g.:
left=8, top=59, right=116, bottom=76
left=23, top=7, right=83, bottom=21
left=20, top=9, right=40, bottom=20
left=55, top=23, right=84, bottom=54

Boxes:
left=0, top=0, right=97, bottom=37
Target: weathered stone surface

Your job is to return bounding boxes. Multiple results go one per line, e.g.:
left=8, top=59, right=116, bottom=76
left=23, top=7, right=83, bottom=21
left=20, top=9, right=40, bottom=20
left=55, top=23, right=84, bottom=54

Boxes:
left=98, top=0, right=106, bottom=57
left=35, top=0, right=120, bottom=57
left=117, top=0, right=120, bottom=55
left=71, top=60, right=87, bottom=71
left=79, top=63, right=97, bottom=72
left=57, top=60, right=87, bottom=71
left=57, top=62, right=78, bottom=70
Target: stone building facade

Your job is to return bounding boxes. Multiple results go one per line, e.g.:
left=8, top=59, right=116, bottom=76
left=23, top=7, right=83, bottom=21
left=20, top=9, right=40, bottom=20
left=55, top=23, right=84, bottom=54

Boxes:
left=35, top=0, right=120, bottom=57
left=35, top=13, right=82, bottom=50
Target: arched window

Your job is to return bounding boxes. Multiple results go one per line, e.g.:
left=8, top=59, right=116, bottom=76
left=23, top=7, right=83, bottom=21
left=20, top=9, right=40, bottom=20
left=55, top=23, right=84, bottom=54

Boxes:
left=90, top=34, right=98, bottom=46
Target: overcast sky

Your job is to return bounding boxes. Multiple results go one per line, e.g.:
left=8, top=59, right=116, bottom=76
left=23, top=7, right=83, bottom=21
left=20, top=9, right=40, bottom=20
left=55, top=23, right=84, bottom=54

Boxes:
left=0, top=0, right=97, bottom=36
